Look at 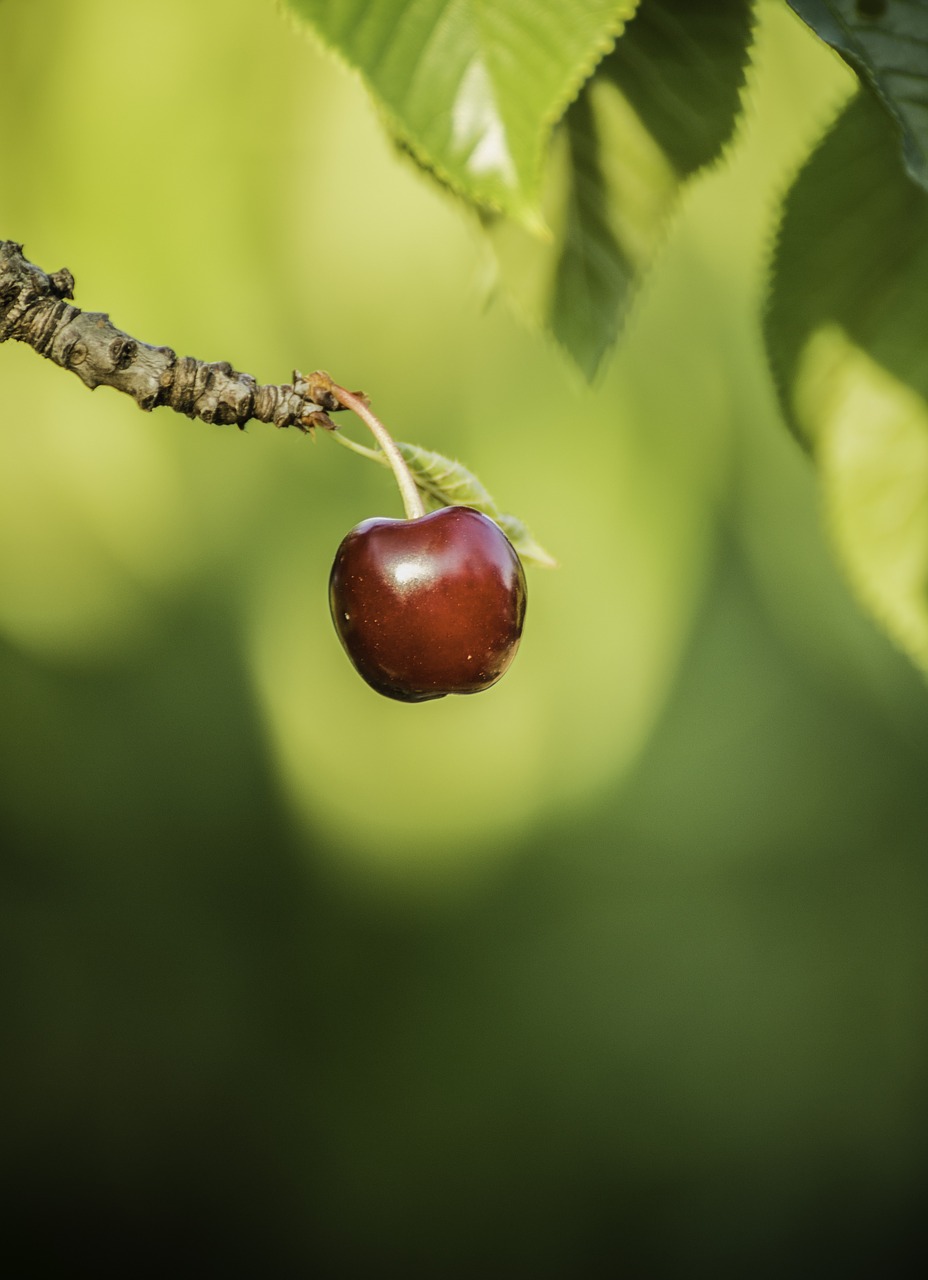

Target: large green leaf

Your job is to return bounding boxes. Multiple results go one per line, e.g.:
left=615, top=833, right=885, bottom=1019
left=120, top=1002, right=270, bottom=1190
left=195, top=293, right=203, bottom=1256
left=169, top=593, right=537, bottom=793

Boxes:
left=787, top=0, right=928, bottom=191
left=285, top=0, right=639, bottom=222
left=766, top=90, right=928, bottom=675
left=491, top=0, right=755, bottom=379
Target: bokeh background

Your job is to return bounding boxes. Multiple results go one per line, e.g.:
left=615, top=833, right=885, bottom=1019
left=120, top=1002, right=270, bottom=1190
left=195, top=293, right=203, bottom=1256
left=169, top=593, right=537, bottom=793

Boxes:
left=2, top=0, right=926, bottom=1272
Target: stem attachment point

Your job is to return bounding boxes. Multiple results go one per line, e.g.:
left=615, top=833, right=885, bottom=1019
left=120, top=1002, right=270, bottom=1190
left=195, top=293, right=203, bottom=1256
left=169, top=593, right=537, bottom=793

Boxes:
left=305, top=371, right=426, bottom=520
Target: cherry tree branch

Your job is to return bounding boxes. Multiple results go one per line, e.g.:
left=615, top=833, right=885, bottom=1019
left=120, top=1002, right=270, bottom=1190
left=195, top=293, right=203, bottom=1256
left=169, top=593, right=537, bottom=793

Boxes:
left=0, top=240, right=342, bottom=431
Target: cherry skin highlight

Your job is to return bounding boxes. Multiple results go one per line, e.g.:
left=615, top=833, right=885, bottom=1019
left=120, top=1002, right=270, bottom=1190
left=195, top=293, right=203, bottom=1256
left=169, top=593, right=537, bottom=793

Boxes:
left=329, top=506, right=527, bottom=702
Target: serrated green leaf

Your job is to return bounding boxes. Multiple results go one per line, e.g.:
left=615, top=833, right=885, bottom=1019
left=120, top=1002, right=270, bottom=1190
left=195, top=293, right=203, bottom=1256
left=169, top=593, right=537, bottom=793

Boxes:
left=284, top=0, right=639, bottom=223
left=491, top=0, right=755, bottom=379
left=395, top=441, right=557, bottom=567
left=766, top=92, right=928, bottom=446
left=766, top=91, right=928, bottom=677
left=787, top=0, right=928, bottom=192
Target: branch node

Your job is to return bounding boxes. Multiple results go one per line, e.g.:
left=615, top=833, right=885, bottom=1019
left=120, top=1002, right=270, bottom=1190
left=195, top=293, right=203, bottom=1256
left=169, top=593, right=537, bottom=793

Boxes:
left=48, top=268, right=75, bottom=299
left=109, top=335, right=136, bottom=369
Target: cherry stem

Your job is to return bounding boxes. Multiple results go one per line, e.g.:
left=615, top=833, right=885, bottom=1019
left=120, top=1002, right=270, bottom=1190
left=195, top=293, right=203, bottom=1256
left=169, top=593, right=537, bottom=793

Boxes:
left=324, top=380, right=425, bottom=521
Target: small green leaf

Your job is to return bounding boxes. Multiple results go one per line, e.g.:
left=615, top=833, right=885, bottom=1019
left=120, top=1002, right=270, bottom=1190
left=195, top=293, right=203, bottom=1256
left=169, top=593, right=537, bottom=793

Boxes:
left=395, top=441, right=557, bottom=567
left=490, top=0, right=755, bottom=379
left=766, top=90, right=928, bottom=677
left=285, top=0, right=639, bottom=223
left=787, top=0, right=928, bottom=192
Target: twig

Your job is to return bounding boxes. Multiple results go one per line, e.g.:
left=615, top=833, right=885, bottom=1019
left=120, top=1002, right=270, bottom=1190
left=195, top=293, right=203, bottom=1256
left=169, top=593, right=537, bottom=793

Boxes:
left=0, top=240, right=339, bottom=432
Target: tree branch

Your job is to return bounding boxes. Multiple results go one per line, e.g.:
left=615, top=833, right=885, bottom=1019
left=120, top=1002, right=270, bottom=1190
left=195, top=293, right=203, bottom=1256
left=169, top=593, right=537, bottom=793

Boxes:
left=0, top=240, right=341, bottom=431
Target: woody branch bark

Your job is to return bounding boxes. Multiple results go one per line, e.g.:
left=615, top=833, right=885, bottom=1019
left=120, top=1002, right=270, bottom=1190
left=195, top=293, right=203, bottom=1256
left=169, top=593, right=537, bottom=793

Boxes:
left=0, top=240, right=342, bottom=431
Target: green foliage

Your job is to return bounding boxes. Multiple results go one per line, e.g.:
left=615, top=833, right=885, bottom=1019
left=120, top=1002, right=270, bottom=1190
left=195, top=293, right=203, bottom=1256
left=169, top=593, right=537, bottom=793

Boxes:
left=493, top=0, right=755, bottom=378
left=766, top=89, right=928, bottom=675
left=284, top=0, right=640, bottom=223
left=289, top=0, right=754, bottom=380
left=786, top=0, right=928, bottom=191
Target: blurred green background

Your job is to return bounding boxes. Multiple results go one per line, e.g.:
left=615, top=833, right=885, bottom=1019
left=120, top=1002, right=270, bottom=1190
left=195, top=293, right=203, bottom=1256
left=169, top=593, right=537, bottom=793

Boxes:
left=2, top=0, right=926, bottom=1271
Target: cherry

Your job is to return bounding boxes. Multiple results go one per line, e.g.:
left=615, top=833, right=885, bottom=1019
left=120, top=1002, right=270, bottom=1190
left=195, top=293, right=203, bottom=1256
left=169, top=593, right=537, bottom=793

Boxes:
left=329, top=506, right=527, bottom=702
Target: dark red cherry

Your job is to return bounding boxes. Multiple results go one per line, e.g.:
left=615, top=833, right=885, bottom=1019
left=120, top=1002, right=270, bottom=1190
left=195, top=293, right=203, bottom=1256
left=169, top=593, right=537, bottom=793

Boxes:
left=329, top=506, right=527, bottom=702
